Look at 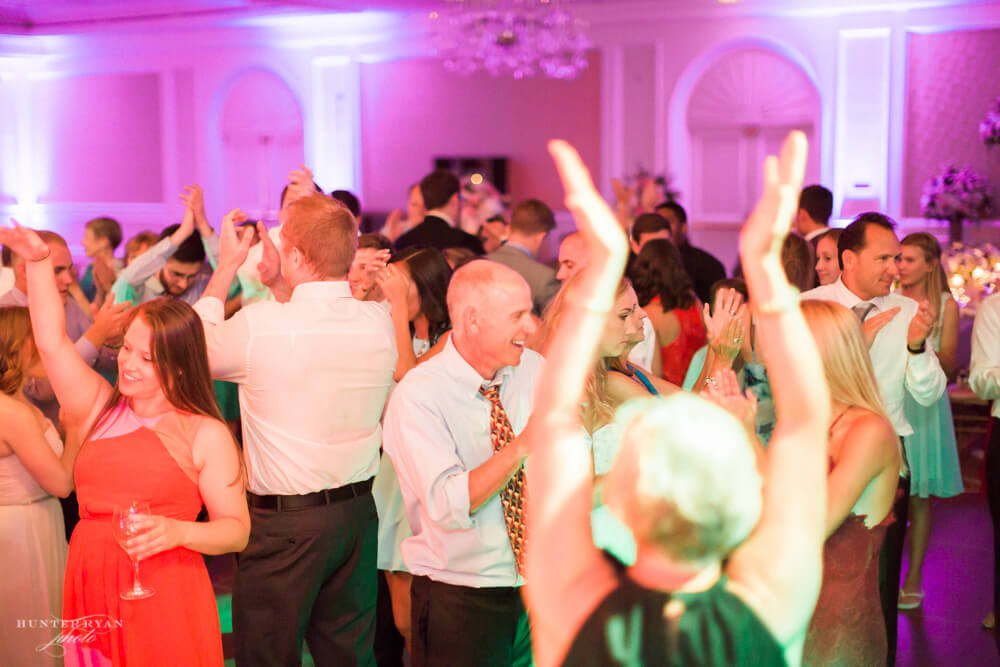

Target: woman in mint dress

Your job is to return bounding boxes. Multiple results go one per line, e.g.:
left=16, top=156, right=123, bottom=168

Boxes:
left=896, top=233, right=964, bottom=609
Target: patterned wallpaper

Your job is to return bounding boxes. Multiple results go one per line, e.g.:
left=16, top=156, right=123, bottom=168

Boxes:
left=904, top=28, right=1000, bottom=219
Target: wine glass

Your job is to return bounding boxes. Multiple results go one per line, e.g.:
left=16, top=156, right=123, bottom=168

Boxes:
left=112, top=501, right=156, bottom=600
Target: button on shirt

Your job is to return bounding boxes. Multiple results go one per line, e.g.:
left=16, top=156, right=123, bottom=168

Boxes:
left=970, top=293, right=1000, bottom=419
left=802, top=277, right=946, bottom=436
left=193, top=281, right=397, bottom=495
left=383, top=337, right=544, bottom=588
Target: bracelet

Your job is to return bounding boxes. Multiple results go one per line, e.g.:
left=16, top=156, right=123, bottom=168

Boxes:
left=755, top=284, right=800, bottom=315
left=907, top=340, right=926, bottom=355
left=29, top=249, right=51, bottom=262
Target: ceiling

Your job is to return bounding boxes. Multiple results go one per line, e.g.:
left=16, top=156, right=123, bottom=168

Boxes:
left=0, top=0, right=992, bottom=34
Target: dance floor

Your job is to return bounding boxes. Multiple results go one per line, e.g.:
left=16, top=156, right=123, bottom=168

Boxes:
left=205, top=436, right=997, bottom=665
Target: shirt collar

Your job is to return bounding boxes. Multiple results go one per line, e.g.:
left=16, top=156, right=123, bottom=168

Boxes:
left=290, top=280, right=352, bottom=301
left=832, top=276, right=888, bottom=310
left=427, top=209, right=455, bottom=227
left=804, top=227, right=828, bottom=241
left=441, top=336, right=514, bottom=399
left=504, top=241, right=533, bottom=258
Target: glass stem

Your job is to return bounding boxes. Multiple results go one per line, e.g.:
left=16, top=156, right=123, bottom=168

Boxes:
left=132, top=558, right=141, bottom=591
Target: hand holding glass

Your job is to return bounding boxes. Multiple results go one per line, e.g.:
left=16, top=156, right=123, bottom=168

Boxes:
left=112, top=501, right=156, bottom=600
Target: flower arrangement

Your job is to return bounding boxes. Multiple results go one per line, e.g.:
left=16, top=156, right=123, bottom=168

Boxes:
left=458, top=174, right=509, bottom=235
left=980, top=97, right=1000, bottom=147
left=612, top=167, right=680, bottom=223
left=920, top=164, right=994, bottom=242
left=945, top=241, right=1000, bottom=316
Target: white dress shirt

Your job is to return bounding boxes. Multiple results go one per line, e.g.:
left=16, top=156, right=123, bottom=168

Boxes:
left=970, top=293, right=1000, bottom=419
left=193, top=281, right=397, bottom=495
left=801, top=277, right=946, bottom=436
left=383, top=337, right=543, bottom=588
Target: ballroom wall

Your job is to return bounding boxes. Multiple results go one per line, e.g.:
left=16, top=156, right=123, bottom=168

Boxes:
left=0, top=2, right=998, bottom=268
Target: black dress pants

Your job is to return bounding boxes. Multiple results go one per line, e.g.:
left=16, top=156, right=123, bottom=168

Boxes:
left=410, top=575, right=532, bottom=667
left=985, top=418, right=1000, bottom=656
left=233, top=492, right=378, bottom=667
left=878, top=468, right=910, bottom=667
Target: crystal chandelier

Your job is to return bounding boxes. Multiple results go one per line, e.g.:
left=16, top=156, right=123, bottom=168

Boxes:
left=429, top=0, right=593, bottom=80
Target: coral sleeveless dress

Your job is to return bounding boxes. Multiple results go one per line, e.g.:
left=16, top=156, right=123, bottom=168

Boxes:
left=63, top=404, right=223, bottom=666
left=651, top=297, right=706, bottom=385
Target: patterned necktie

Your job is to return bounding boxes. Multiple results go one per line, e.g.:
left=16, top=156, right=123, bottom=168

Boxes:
left=479, top=384, right=527, bottom=573
left=852, top=302, right=876, bottom=322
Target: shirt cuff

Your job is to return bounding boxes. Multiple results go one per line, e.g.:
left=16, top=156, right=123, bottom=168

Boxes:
left=193, top=296, right=225, bottom=326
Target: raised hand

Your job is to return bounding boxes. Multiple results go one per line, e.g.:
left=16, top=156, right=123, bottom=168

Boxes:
left=549, top=141, right=628, bottom=267
left=217, top=207, right=253, bottom=270
left=170, top=203, right=197, bottom=248
left=0, top=219, right=49, bottom=261
left=740, top=132, right=807, bottom=268
left=700, top=368, right=759, bottom=438
left=704, top=287, right=747, bottom=362
left=382, top=209, right=405, bottom=241
left=862, top=306, right=900, bottom=348
left=286, top=165, right=316, bottom=207
left=375, top=262, right=410, bottom=308
left=179, top=184, right=211, bottom=236
left=255, top=222, right=282, bottom=288
left=93, top=297, right=132, bottom=342
left=907, top=300, right=936, bottom=348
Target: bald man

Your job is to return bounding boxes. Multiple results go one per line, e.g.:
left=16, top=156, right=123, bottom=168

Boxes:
left=382, top=260, right=540, bottom=666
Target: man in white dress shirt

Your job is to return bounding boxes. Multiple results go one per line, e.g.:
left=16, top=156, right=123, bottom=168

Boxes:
left=801, top=212, right=944, bottom=665
left=194, top=194, right=397, bottom=666
left=970, top=292, right=1000, bottom=655
left=383, top=260, right=541, bottom=666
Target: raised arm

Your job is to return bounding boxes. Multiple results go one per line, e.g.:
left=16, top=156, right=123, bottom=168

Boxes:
left=376, top=263, right=419, bottom=382
left=0, top=223, right=115, bottom=430
left=523, top=140, right=630, bottom=667
left=723, top=132, right=832, bottom=650
left=112, top=211, right=194, bottom=294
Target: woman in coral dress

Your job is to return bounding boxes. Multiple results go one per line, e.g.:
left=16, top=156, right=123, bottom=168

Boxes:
left=629, top=238, right=706, bottom=384
left=2, top=222, right=249, bottom=667
left=800, top=300, right=902, bottom=666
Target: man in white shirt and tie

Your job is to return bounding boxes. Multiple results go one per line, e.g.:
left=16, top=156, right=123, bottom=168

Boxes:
left=383, top=260, right=541, bottom=666
left=194, top=194, right=397, bottom=666
left=970, top=292, right=1000, bottom=653
left=801, top=212, right=944, bottom=666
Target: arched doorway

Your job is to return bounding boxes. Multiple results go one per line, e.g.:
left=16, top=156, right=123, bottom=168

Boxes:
left=683, top=47, right=821, bottom=223
left=219, top=69, right=304, bottom=221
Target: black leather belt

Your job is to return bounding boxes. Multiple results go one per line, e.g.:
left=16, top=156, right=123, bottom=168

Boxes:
left=248, top=478, right=373, bottom=511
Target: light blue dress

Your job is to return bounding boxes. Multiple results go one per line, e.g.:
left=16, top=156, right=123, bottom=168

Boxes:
left=902, top=293, right=964, bottom=498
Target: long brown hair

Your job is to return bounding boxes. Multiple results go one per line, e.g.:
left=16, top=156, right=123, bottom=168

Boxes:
left=900, top=232, right=948, bottom=338
left=0, top=306, right=36, bottom=395
left=87, top=298, right=224, bottom=441
left=629, top=238, right=696, bottom=311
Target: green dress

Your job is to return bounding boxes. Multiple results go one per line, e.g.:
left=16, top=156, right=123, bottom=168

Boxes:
left=562, top=558, right=786, bottom=666
left=902, top=292, right=963, bottom=498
